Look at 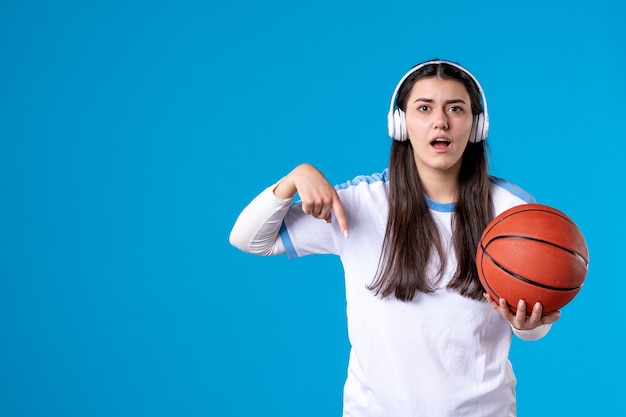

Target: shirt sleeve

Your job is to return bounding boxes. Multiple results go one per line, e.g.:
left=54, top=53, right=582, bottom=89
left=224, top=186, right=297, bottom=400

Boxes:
left=229, top=181, right=292, bottom=256
left=511, top=323, right=552, bottom=341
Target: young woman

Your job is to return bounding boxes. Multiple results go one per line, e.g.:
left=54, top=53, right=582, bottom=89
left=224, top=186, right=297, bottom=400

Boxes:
left=229, top=59, right=560, bottom=416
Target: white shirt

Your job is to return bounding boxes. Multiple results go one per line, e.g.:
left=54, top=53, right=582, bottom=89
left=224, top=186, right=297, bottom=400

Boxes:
left=230, top=169, right=551, bottom=417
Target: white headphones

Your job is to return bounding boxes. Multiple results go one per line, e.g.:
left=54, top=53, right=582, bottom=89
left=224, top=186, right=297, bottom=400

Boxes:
left=387, top=60, right=489, bottom=143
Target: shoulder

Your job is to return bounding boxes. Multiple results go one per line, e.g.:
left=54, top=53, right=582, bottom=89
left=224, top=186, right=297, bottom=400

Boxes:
left=489, top=176, right=537, bottom=214
left=332, top=169, right=390, bottom=213
left=335, top=168, right=389, bottom=191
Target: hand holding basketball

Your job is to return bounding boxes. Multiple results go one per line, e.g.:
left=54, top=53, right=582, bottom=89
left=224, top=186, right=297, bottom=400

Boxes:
left=484, top=293, right=561, bottom=330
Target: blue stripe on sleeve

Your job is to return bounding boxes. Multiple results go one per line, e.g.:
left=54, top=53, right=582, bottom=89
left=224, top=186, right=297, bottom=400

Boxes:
left=335, top=169, right=389, bottom=190
left=279, top=222, right=298, bottom=259
left=490, top=176, right=537, bottom=203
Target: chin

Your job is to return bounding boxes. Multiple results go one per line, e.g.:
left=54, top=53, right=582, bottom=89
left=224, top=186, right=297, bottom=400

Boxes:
left=431, top=159, right=463, bottom=173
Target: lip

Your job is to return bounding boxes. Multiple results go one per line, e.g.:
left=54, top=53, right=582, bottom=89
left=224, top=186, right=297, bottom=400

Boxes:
left=429, top=135, right=451, bottom=143
left=429, top=136, right=452, bottom=151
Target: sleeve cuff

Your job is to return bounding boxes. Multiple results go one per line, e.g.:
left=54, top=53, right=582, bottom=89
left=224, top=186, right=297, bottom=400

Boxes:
left=511, top=323, right=552, bottom=341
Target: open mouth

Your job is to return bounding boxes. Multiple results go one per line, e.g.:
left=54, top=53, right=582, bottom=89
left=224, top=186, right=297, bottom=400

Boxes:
left=430, top=138, right=451, bottom=150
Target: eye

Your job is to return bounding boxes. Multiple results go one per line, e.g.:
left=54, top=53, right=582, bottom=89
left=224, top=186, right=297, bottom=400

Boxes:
left=418, top=105, right=430, bottom=112
left=448, top=105, right=464, bottom=113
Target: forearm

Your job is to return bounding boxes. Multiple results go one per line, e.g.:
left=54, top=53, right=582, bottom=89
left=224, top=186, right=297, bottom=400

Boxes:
left=229, top=182, right=292, bottom=256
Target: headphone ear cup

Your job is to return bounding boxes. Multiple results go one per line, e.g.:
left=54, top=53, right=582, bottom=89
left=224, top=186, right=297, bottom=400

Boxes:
left=471, top=112, right=488, bottom=142
left=469, top=115, right=479, bottom=143
left=387, top=110, right=396, bottom=139
left=393, top=109, right=407, bottom=141
left=480, top=113, right=489, bottom=141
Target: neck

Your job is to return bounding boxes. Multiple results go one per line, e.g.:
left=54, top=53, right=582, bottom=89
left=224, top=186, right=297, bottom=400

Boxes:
left=418, top=168, right=460, bottom=204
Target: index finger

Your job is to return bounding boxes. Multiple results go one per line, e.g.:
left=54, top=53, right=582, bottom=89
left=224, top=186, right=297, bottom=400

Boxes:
left=332, top=195, right=350, bottom=238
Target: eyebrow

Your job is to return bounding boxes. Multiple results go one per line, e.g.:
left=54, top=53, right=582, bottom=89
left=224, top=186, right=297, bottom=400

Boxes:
left=412, top=98, right=468, bottom=105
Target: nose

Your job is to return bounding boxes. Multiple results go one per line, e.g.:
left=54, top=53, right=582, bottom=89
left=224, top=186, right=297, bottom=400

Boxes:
left=434, top=109, right=449, bottom=129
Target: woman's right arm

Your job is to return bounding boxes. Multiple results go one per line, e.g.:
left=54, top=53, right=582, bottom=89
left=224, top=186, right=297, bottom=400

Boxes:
left=228, top=179, right=294, bottom=256
left=229, top=164, right=349, bottom=256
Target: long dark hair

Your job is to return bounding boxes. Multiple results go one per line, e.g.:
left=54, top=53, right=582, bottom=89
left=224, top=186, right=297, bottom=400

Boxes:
left=368, top=61, right=494, bottom=301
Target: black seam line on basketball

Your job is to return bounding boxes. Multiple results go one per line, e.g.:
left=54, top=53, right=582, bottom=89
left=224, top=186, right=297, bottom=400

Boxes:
left=481, top=249, right=582, bottom=293
left=478, top=262, right=519, bottom=312
left=484, top=235, right=589, bottom=267
left=480, top=248, right=582, bottom=291
left=482, top=207, right=580, bottom=240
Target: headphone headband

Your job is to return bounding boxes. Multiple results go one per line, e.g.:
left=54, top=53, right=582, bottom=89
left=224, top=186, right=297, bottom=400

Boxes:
left=387, top=60, right=489, bottom=143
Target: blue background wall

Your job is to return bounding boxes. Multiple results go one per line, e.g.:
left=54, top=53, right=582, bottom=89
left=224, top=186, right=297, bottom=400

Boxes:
left=1, top=0, right=623, bottom=415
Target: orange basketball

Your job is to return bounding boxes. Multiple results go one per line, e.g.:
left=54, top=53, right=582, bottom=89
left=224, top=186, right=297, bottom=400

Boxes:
left=476, top=204, right=589, bottom=315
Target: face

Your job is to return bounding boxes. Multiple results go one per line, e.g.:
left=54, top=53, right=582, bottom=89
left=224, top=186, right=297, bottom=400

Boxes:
left=404, top=77, right=474, bottom=176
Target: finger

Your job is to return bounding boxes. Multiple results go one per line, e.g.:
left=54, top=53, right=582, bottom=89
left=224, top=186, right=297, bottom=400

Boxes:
left=308, top=199, right=330, bottom=220
left=318, top=205, right=332, bottom=222
left=513, top=299, right=527, bottom=325
left=332, top=195, right=350, bottom=238
left=542, top=309, right=561, bottom=325
left=301, top=201, right=312, bottom=215
left=483, top=293, right=499, bottom=309
left=499, top=298, right=514, bottom=321
left=312, top=202, right=324, bottom=218
left=529, top=302, right=543, bottom=324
